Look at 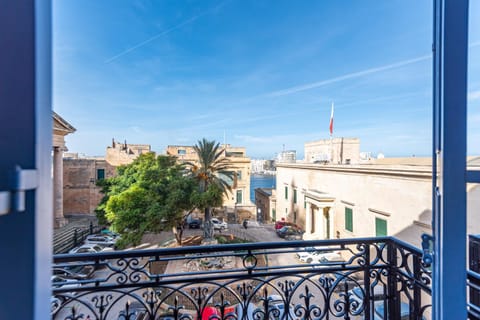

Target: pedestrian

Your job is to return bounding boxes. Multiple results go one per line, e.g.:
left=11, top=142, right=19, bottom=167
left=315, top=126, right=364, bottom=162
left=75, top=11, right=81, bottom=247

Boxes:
left=243, top=219, right=248, bottom=229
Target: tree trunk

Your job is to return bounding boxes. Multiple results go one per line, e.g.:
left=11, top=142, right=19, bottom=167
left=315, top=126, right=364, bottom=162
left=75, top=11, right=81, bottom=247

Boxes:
left=172, top=225, right=183, bottom=245
left=203, top=207, right=214, bottom=239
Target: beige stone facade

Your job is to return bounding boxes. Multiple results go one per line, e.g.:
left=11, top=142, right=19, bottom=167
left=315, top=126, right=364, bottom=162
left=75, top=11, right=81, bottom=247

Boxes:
left=63, top=156, right=116, bottom=215
left=52, top=112, right=76, bottom=227
left=62, top=140, right=151, bottom=216
left=276, top=158, right=480, bottom=247
left=304, top=137, right=360, bottom=164
left=166, top=144, right=251, bottom=208
left=106, top=139, right=151, bottom=166
left=254, top=188, right=276, bottom=223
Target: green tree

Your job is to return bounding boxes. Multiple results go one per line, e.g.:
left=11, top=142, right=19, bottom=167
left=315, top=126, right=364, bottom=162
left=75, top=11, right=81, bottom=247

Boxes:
left=186, top=138, right=234, bottom=239
left=97, top=153, right=198, bottom=247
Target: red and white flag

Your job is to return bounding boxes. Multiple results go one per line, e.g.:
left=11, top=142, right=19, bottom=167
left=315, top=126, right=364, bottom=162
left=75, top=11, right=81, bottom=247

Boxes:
left=329, top=102, right=334, bottom=136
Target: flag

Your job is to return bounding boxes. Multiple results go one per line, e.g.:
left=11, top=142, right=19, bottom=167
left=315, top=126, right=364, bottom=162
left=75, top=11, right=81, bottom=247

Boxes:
left=329, top=102, right=334, bottom=136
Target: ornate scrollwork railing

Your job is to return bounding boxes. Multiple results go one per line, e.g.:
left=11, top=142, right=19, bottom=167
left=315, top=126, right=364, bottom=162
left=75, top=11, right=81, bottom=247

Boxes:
left=52, top=237, right=431, bottom=320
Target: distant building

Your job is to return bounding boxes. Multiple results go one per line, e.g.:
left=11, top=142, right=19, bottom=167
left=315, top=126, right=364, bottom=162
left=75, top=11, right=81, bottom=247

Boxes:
left=304, top=137, right=360, bottom=164
left=166, top=144, right=254, bottom=221
left=62, top=139, right=151, bottom=216
left=251, top=159, right=276, bottom=175
left=106, top=139, right=151, bottom=166
left=255, top=188, right=276, bottom=223
left=277, top=150, right=296, bottom=163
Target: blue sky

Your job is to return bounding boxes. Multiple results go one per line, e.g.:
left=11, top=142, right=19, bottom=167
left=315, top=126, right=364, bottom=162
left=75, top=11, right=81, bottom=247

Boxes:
left=53, top=1, right=480, bottom=159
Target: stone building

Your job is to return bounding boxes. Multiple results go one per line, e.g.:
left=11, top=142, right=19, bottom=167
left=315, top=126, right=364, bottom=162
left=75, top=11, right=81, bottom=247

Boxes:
left=276, top=139, right=480, bottom=247
left=254, top=188, right=276, bottom=223
left=106, top=139, right=151, bottom=166
left=62, top=139, right=151, bottom=216
left=52, top=112, right=76, bottom=227
left=166, top=144, right=252, bottom=218
left=304, top=137, right=360, bottom=164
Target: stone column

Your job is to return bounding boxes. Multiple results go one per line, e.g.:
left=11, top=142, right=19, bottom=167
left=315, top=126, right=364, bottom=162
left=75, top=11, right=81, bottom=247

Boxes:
left=328, top=207, right=334, bottom=239
left=305, top=202, right=312, bottom=238
left=53, top=146, right=65, bottom=227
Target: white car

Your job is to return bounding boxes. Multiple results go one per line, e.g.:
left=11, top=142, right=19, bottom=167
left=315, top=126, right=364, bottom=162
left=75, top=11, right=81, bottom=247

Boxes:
left=297, top=250, right=344, bottom=264
left=211, top=218, right=228, bottom=230
left=259, top=295, right=295, bottom=320
left=69, top=243, right=114, bottom=254
left=51, top=275, right=81, bottom=291
left=85, top=234, right=117, bottom=247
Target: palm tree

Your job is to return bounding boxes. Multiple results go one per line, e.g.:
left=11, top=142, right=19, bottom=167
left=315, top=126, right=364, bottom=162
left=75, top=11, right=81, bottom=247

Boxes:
left=187, top=138, right=234, bottom=239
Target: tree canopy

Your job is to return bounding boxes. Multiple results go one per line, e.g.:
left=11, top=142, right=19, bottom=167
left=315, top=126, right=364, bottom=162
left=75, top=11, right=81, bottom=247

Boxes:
left=96, top=140, right=234, bottom=247
left=96, top=153, right=201, bottom=247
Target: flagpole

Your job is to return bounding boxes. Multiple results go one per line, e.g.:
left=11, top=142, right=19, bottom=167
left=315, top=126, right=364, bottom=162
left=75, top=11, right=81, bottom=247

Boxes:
left=329, top=102, right=334, bottom=163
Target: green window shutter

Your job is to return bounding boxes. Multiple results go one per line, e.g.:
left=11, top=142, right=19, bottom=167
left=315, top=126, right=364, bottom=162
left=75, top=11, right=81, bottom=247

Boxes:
left=272, top=209, right=276, bottom=221
left=236, top=190, right=242, bottom=204
left=375, top=217, right=387, bottom=237
left=345, top=207, right=353, bottom=232
left=293, top=190, right=297, bottom=203
left=97, top=169, right=105, bottom=180
left=304, top=196, right=306, bottom=209
left=285, top=186, right=288, bottom=199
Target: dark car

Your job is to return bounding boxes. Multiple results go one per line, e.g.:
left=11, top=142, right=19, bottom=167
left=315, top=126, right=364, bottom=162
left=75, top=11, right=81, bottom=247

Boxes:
left=188, top=219, right=202, bottom=229
left=53, top=265, right=95, bottom=280
left=277, top=226, right=304, bottom=240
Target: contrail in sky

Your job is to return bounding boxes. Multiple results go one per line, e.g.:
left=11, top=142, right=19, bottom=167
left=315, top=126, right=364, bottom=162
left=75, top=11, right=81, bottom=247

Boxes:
left=105, top=1, right=228, bottom=64
left=268, top=41, right=480, bottom=97
left=268, top=55, right=431, bottom=97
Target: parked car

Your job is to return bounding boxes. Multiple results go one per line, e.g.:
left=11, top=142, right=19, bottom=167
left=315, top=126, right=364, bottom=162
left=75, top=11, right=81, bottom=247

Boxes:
left=85, top=234, right=117, bottom=247
left=263, top=295, right=295, bottom=320
left=117, top=301, right=148, bottom=320
left=100, top=228, right=121, bottom=239
left=349, top=285, right=385, bottom=313
left=276, top=226, right=304, bottom=240
left=69, top=243, right=114, bottom=254
left=52, top=264, right=95, bottom=279
left=51, top=296, right=62, bottom=316
left=188, top=218, right=202, bottom=229
left=274, top=220, right=300, bottom=230
left=51, top=275, right=81, bottom=292
left=370, top=302, right=426, bottom=320
left=211, top=218, right=228, bottom=230
left=296, top=250, right=341, bottom=264
left=199, top=306, right=219, bottom=320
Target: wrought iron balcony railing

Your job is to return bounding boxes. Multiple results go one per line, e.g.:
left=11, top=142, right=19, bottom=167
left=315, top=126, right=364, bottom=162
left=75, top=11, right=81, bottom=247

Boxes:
left=52, top=237, right=431, bottom=320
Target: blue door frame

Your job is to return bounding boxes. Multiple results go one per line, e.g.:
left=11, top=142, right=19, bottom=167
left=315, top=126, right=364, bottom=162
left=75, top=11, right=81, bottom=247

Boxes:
left=432, top=0, right=469, bottom=319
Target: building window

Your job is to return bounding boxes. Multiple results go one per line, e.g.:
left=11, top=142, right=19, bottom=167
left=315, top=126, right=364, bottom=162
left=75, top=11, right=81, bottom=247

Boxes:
left=97, top=169, right=105, bottom=180
left=375, top=217, right=387, bottom=237
left=236, top=190, right=243, bottom=204
left=285, top=186, right=288, bottom=199
left=345, top=207, right=353, bottom=232
left=177, top=149, right=186, bottom=155
left=293, top=189, right=297, bottom=204
left=237, top=170, right=242, bottom=180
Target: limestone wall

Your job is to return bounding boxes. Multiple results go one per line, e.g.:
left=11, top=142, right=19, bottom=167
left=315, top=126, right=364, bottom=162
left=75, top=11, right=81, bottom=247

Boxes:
left=276, top=163, right=432, bottom=246
left=63, top=158, right=115, bottom=215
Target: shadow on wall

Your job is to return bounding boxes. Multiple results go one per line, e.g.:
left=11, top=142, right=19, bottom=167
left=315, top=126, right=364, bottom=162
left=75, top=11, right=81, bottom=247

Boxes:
left=394, top=185, right=480, bottom=248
